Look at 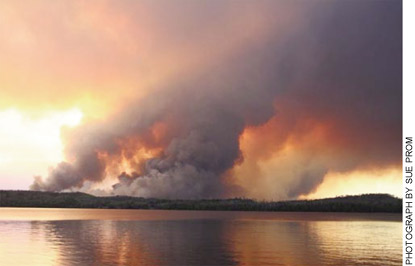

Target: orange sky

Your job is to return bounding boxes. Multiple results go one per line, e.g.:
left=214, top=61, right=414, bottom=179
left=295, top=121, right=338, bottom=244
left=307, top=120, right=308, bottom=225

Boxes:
left=0, top=0, right=402, bottom=199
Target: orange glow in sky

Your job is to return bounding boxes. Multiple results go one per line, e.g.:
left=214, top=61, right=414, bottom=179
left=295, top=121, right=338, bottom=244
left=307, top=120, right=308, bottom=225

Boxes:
left=300, top=167, right=402, bottom=200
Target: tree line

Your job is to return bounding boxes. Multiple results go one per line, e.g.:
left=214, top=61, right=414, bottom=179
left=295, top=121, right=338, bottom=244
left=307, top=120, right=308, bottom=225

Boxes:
left=0, top=190, right=402, bottom=213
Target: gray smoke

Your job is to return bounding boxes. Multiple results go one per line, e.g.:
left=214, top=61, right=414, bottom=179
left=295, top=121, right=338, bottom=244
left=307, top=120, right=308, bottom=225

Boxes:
left=31, top=0, right=402, bottom=199
left=31, top=40, right=291, bottom=198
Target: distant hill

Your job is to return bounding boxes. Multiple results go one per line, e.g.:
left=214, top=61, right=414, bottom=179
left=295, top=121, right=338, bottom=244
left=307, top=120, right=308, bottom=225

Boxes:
left=0, top=190, right=402, bottom=213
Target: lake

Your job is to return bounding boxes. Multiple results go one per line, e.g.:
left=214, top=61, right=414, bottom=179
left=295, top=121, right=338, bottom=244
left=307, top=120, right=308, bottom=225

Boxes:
left=0, top=208, right=401, bottom=266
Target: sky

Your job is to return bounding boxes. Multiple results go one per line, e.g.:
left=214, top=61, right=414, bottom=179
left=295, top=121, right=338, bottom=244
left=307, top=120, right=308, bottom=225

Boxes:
left=0, top=0, right=402, bottom=200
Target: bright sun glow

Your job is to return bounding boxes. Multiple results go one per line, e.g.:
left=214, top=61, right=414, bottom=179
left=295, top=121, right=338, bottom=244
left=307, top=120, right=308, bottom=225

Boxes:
left=0, top=108, right=83, bottom=189
left=300, top=167, right=402, bottom=199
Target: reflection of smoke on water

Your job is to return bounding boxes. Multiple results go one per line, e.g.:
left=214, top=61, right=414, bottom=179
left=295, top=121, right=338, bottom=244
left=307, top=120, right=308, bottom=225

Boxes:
left=28, top=220, right=329, bottom=266
left=226, top=220, right=401, bottom=266
left=225, top=221, right=325, bottom=266
left=32, top=220, right=238, bottom=266
left=0, top=219, right=401, bottom=266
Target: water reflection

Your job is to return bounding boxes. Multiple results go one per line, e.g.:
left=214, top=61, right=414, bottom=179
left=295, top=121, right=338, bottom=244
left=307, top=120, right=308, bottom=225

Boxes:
left=227, top=221, right=324, bottom=265
left=34, top=220, right=237, bottom=266
left=0, top=221, right=60, bottom=266
left=0, top=210, right=401, bottom=266
left=226, top=221, right=401, bottom=266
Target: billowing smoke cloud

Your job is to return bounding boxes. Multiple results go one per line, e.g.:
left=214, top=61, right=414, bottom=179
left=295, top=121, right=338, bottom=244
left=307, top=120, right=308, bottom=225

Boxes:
left=31, top=38, right=290, bottom=198
left=31, top=0, right=401, bottom=199
left=232, top=0, right=402, bottom=200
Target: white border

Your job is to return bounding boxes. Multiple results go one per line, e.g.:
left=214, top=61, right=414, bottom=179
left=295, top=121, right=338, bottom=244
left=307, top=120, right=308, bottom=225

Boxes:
left=403, top=0, right=414, bottom=265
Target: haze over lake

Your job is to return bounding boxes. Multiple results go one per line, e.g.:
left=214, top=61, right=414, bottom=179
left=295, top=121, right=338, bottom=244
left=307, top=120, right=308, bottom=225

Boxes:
left=0, top=208, right=401, bottom=266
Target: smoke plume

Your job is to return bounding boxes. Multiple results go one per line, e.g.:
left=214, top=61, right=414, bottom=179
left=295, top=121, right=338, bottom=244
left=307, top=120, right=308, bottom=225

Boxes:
left=31, top=0, right=402, bottom=199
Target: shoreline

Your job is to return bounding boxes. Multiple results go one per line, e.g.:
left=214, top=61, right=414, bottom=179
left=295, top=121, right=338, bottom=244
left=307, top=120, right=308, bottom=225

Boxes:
left=0, top=190, right=402, bottom=213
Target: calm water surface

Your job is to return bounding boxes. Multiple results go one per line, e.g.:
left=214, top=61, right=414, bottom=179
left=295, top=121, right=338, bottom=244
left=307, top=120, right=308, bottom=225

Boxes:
left=0, top=208, right=401, bottom=266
